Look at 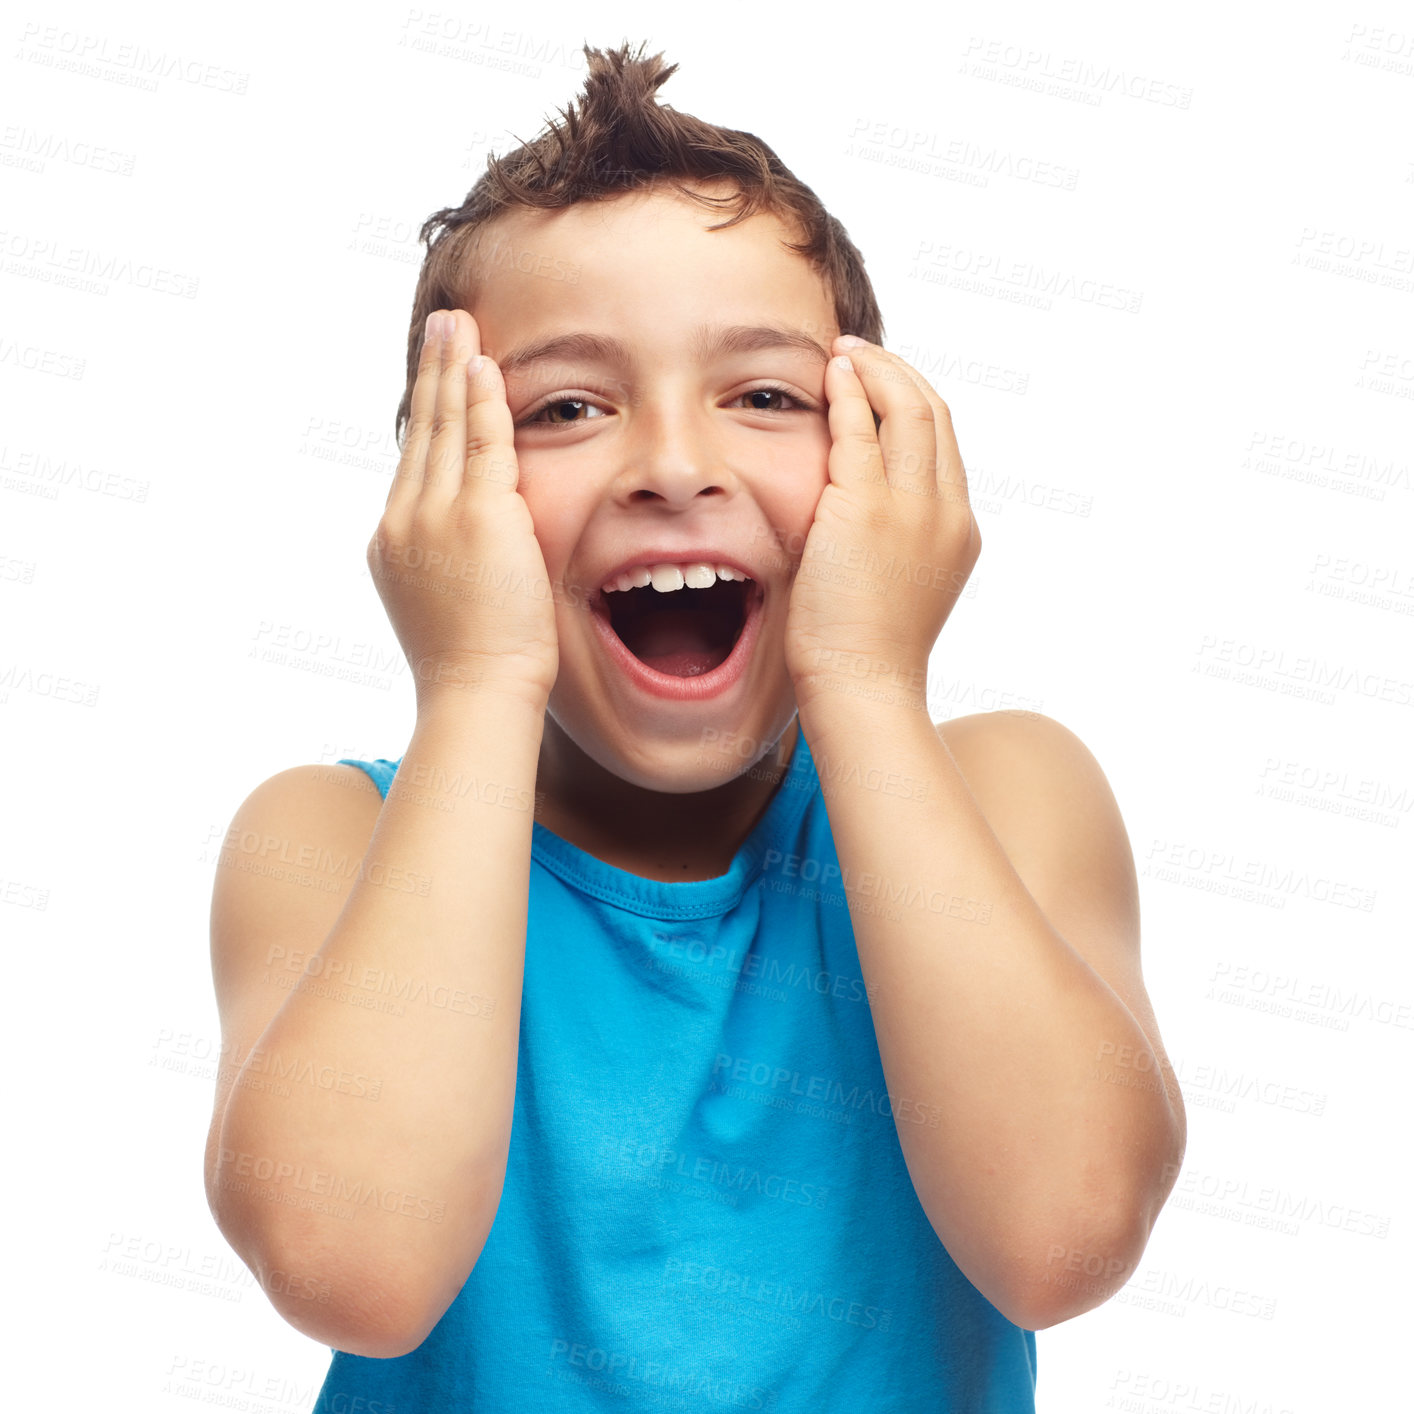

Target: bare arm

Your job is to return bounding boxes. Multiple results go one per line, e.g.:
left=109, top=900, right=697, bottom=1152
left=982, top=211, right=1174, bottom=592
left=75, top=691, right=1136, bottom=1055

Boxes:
left=206, top=308, right=558, bottom=1358
left=207, top=692, right=545, bottom=1357
left=795, top=701, right=1186, bottom=1332
left=783, top=336, right=1183, bottom=1331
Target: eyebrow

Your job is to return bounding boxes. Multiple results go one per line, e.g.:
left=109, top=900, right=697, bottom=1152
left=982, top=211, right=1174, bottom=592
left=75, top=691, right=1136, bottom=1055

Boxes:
left=496, top=323, right=831, bottom=378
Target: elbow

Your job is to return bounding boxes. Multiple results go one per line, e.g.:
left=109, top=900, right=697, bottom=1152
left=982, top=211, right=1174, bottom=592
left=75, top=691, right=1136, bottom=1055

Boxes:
left=998, top=1198, right=1163, bottom=1331
left=207, top=1191, right=455, bottom=1359
left=320, top=1301, right=439, bottom=1362
left=203, top=1122, right=505, bottom=1360
left=251, top=1229, right=452, bottom=1359
left=1000, top=1233, right=1143, bottom=1331
left=971, top=1116, right=1188, bottom=1332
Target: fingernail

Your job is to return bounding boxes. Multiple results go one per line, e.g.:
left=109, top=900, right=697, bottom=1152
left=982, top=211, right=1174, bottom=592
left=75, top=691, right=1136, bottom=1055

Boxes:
left=424, top=311, right=441, bottom=347
left=837, top=335, right=866, bottom=349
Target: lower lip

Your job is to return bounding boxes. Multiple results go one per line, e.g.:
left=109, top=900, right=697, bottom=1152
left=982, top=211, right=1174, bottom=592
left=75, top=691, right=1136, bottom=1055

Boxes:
left=589, top=583, right=766, bottom=702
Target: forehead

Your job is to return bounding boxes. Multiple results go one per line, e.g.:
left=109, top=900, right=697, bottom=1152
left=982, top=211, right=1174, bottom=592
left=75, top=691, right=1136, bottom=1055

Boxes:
left=465, top=184, right=835, bottom=354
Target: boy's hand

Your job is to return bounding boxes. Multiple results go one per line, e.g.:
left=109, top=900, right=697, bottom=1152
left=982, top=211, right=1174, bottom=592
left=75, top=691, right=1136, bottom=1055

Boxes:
left=368, top=309, right=560, bottom=715
left=783, top=338, right=981, bottom=712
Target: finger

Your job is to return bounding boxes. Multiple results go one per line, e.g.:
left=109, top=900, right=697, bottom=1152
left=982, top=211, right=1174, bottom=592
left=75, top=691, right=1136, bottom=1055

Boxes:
left=846, top=340, right=970, bottom=510
left=456, top=342, right=520, bottom=504
left=889, top=363, right=969, bottom=508
left=823, top=354, right=889, bottom=494
left=421, top=309, right=476, bottom=513
left=385, top=310, right=447, bottom=515
left=833, top=340, right=939, bottom=501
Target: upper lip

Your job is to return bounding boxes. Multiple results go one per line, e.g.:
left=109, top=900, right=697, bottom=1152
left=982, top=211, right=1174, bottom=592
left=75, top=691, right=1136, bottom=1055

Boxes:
left=592, top=547, right=766, bottom=593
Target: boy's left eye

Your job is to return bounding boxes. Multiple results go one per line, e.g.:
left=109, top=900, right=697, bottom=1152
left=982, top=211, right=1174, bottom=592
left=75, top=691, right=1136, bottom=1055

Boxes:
left=520, top=384, right=816, bottom=429
left=734, top=386, right=810, bottom=414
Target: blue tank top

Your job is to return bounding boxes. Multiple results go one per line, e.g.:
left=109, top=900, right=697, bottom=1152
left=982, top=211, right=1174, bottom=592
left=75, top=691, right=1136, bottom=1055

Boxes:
left=313, top=727, right=1037, bottom=1411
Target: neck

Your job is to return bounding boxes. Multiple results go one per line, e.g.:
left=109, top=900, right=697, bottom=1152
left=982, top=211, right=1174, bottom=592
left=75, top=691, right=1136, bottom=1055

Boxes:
left=534, top=715, right=800, bottom=881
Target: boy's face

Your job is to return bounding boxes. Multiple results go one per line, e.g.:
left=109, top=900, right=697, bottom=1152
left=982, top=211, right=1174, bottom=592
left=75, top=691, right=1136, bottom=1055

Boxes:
left=468, top=181, right=839, bottom=793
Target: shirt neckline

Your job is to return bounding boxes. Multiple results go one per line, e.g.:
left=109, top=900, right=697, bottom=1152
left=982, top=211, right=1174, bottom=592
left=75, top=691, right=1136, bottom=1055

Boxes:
left=528, top=726, right=819, bottom=920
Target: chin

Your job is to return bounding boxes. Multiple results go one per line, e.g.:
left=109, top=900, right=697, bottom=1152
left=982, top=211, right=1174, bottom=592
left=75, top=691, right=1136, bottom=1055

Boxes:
left=545, top=697, right=799, bottom=797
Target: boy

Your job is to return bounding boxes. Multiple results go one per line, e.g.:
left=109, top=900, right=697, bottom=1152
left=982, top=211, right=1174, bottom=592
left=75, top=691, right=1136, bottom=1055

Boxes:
left=205, top=41, right=1186, bottom=1411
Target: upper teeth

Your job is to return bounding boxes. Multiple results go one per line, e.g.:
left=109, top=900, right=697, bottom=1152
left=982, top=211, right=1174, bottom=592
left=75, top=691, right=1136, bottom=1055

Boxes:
left=601, top=562, right=751, bottom=594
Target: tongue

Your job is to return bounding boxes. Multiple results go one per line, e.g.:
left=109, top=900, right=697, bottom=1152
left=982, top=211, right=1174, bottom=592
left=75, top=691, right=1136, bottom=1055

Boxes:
left=626, top=613, right=734, bottom=677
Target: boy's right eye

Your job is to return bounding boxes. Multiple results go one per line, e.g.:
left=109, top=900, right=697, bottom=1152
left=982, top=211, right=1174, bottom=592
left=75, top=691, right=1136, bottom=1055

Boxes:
left=521, top=396, right=609, bottom=429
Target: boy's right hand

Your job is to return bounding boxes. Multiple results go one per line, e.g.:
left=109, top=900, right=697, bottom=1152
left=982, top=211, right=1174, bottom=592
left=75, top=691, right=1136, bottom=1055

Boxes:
left=369, top=309, right=559, bottom=714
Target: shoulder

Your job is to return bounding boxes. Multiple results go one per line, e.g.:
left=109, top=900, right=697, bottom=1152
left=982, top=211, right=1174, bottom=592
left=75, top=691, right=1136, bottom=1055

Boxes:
left=934, top=708, right=1183, bottom=1140
left=935, top=708, right=1113, bottom=796
left=205, top=762, right=387, bottom=1226
left=215, top=763, right=386, bottom=893
left=932, top=709, right=1137, bottom=908
left=234, top=761, right=386, bottom=819
left=208, top=761, right=385, bottom=1055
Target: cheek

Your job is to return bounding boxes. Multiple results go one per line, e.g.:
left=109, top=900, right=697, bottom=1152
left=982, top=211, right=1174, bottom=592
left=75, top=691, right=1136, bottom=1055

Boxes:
left=513, top=445, right=574, bottom=516
left=788, top=486, right=827, bottom=542
left=742, top=436, right=830, bottom=571
left=753, top=485, right=825, bottom=576
left=749, top=423, right=831, bottom=499
left=779, top=445, right=832, bottom=520
left=512, top=474, right=574, bottom=572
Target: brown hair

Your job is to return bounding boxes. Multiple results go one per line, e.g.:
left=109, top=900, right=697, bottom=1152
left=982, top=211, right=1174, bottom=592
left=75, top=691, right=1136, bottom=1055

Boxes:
left=394, top=39, right=885, bottom=447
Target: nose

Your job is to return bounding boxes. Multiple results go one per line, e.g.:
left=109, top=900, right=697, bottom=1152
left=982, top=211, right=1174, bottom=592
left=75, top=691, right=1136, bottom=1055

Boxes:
left=612, top=396, right=734, bottom=508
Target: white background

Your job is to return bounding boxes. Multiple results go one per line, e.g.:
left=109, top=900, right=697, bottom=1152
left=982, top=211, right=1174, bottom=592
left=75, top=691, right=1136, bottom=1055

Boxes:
left=4, top=1, right=1409, bottom=1408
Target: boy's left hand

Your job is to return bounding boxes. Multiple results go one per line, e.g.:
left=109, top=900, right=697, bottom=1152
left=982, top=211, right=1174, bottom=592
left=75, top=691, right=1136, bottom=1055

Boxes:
left=783, top=337, right=981, bottom=708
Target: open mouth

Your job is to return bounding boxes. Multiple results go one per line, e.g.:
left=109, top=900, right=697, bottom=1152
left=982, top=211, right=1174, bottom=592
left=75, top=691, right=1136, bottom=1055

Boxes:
left=602, top=577, right=755, bottom=678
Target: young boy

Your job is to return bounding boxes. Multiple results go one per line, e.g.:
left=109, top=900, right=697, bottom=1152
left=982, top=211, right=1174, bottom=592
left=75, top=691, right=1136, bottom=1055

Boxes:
left=205, top=41, right=1185, bottom=1411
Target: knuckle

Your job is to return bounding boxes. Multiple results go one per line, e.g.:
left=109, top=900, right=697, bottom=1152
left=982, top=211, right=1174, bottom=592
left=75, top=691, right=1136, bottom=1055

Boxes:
left=463, top=435, right=499, bottom=472
left=945, top=521, right=976, bottom=564
left=864, top=502, right=894, bottom=536
left=367, top=521, right=401, bottom=571
left=429, top=408, right=459, bottom=442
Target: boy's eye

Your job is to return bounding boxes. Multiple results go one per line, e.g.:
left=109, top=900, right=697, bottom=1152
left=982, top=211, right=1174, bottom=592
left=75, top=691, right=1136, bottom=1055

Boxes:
left=527, top=398, right=607, bottom=427
left=521, top=384, right=816, bottom=429
left=736, top=387, right=803, bottom=413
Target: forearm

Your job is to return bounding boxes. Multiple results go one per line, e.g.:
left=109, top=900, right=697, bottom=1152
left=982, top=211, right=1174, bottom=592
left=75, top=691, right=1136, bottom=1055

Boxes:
left=216, top=685, right=545, bottom=1344
left=795, top=688, right=1184, bottom=1327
